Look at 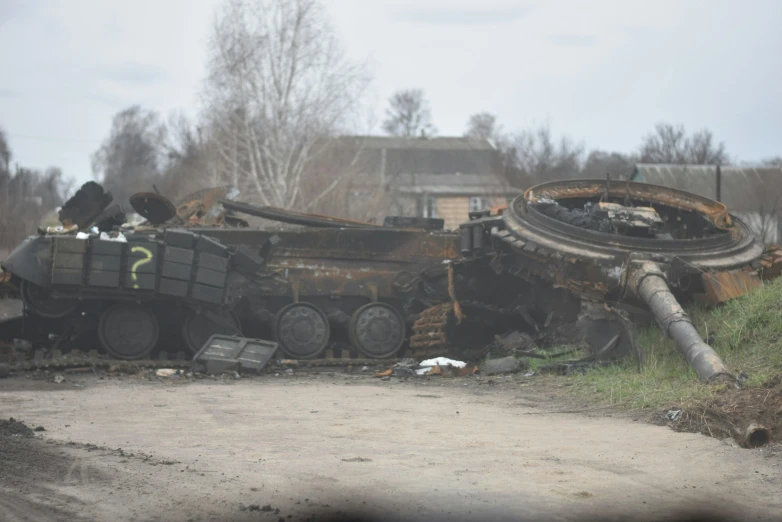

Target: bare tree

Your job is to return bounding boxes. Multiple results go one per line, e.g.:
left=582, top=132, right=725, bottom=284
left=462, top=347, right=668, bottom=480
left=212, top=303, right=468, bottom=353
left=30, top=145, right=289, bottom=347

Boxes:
left=156, top=113, right=224, bottom=201
left=581, top=150, right=636, bottom=180
left=0, top=126, right=72, bottom=250
left=761, top=156, right=782, bottom=167
left=0, top=167, right=71, bottom=250
left=382, top=89, right=436, bottom=138
left=504, top=125, right=584, bottom=185
left=91, top=106, right=167, bottom=208
left=464, top=112, right=499, bottom=141
left=639, top=123, right=728, bottom=165
left=0, top=127, right=10, bottom=174
left=202, top=0, right=371, bottom=210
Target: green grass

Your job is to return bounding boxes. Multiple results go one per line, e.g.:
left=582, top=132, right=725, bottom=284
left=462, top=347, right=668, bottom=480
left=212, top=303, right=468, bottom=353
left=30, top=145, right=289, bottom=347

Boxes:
left=564, top=277, right=782, bottom=410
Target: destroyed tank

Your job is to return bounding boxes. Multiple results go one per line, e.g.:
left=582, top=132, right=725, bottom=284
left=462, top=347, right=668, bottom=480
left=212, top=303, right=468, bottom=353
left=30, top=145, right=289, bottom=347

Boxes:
left=456, top=178, right=767, bottom=381
left=4, top=177, right=766, bottom=375
left=0, top=183, right=510, bottom=362
left=0, top=223, right=271, bottom=361
left=192, top=199, right=547, bottom=362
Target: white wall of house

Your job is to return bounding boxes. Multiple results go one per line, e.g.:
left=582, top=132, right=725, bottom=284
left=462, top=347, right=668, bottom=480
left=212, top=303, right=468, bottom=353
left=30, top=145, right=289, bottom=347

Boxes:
left=733, top=211, right=780, bottom=245
left=424, top=195, right=508, bottom=230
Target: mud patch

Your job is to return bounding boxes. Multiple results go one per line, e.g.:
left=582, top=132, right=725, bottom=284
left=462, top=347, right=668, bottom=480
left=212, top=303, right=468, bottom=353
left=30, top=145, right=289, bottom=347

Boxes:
left=0, top=418, right=90, bottom=521
left=671, top=375, right=782, bottom=447
left=0, top=417, right=34, bottom=437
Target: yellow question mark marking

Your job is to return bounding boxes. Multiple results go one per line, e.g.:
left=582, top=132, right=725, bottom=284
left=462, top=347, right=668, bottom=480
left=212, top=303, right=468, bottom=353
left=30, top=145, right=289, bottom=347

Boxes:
left=130, top=246, right=153, bottom=289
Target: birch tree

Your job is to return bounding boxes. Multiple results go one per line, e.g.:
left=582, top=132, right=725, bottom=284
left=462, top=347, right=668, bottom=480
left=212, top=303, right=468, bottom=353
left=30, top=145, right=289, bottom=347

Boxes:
left=202, top=0, right=370, bottom=209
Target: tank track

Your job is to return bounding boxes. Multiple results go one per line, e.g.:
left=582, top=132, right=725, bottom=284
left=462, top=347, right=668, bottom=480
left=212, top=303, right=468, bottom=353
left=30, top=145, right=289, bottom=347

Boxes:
left=8, top=350, right=400, bottom=373
left=10, top=349, right=194, bottom=372
left=409, top=302, right=453, bottom=353
left=410, top=300, right=518, bottom=359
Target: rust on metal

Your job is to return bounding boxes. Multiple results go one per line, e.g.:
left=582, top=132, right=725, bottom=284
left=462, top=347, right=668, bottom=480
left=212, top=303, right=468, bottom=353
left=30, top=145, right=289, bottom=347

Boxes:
left=130, top=192, right=177, bottom=225
left=0, top=181, right=471, bottom=363
left=1, top=174, right=772, bottom=371
left=220, top=199, right=382, bottom=229
left=460, top=178, right=767, bottom=380
left=758, top=246, right=782, bottom=280
left=447, top=262, right=465, bottom=324
left=632, top=262, right=733, bottom=382
left=524, top=179, right=734, bottom=231
left=702, top=269, right=763, bottom=304
left=172, top=186, right=236, bottom=226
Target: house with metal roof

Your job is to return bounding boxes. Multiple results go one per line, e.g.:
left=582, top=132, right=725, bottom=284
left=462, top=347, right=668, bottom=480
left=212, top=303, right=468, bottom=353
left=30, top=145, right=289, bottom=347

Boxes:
left=330, top=136, right=517, bottom=229
left=631, top=164, right=782, bottom=244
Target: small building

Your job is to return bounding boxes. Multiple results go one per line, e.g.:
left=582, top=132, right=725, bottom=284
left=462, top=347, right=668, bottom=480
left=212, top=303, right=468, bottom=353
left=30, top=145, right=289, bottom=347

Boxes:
left=335, top=136, right=517, bottom=229
left=631, top=164, right=782, bottom=244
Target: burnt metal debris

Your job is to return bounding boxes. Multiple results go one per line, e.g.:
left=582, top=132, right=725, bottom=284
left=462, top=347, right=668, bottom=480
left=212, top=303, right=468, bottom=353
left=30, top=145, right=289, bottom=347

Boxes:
left=0, top=177, right=773, bottom=383
left=193, top=334, right=279, bottom=374
left=459, top=178, right=765, bottom=381
left=0, top=181, right=469, bottom=366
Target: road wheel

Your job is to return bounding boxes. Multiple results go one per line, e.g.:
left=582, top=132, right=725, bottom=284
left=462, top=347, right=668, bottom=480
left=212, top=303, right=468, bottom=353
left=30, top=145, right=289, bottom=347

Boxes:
left=272, top=303, right=330, bottom=359
left=349, top=303, right=405, bottom=359
left=98, top=304, right=158, bottom=360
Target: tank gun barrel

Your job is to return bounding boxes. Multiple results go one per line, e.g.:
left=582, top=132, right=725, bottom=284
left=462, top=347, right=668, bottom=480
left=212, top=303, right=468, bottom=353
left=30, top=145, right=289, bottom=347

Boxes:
left=633, top=263, right=733, bottom=382
left=219, top=200, right=379, bottom=229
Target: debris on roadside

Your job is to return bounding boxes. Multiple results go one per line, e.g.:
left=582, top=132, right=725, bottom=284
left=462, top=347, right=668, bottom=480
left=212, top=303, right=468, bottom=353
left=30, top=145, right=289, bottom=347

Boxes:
left=392, top=367, right=417, bottom=377
left=735, top=423, right=770, bottom=449
left=441, top=363, right=478, bottom=377
left=374, top=357, right=477, bottom=379
left=668, top=374, right=782, bottom=448
left=155, top=369, right=178, bottom=377
left=419, top=357, right=467, bottom=369
left=480, top=356, right=526, bottom=376
left=666, top=409, right=683, bottom=422
left=193, top=335, right=278, bottom=375
left=486, top=330, right=537, bottom=356
left=416, top=357, right=475, bottom=377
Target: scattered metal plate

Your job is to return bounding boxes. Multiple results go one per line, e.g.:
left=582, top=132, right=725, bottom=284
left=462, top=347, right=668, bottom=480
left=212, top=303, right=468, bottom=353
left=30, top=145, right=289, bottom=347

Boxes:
left=194, top=334, right=279, bottom=374
left=702, top=269, right=762, bottom=304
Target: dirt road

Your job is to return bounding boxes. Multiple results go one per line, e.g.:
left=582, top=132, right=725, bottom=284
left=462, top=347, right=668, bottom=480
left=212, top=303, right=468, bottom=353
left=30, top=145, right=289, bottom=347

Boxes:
left=1, top=373, right=780, bottom=521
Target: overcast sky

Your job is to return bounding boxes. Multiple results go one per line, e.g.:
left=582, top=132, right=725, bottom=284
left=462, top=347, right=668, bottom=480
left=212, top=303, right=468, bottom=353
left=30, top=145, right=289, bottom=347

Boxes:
left=1, top=0, right=781, bottom=184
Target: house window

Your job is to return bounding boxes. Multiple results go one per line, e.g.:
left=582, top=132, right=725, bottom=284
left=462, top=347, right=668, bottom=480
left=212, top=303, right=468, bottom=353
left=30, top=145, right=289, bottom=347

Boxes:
left=469, top=197, right=491, bottom=213
left=423, top=196, right=437, bottom=218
